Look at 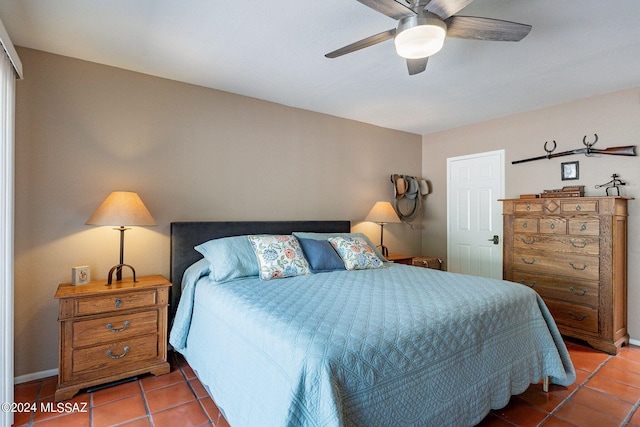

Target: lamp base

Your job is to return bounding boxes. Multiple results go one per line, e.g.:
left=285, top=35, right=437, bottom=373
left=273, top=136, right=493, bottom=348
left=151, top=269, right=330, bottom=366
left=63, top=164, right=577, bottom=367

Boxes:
left=107, top=264, right=138, bottom=285
left=379, top=245, right=389, bottom=258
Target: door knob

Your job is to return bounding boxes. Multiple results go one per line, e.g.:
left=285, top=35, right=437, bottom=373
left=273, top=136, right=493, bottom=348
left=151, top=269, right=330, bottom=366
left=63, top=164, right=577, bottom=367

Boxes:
left=488, top=235, right=500, bottom=245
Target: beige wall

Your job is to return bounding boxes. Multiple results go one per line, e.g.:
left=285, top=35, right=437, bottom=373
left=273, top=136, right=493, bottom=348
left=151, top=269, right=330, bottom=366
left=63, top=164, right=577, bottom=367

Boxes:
left=14, top=48, right=423, bottom=377
left=422, top=87, right=640, bottom=341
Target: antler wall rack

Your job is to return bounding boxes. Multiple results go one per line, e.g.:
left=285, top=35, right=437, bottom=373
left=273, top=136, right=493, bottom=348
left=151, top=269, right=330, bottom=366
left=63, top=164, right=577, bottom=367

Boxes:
left=512, top=134, right=636, bottom=165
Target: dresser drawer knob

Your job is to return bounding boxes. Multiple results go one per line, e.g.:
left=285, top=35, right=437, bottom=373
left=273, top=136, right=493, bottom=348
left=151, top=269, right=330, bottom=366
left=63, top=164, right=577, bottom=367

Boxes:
left=569, top=239, right=588, bottom=248
left=106, top=346, right=130, bottom=359
left=114, top=298, right=122, bottom=308
left=580, top=224, right=587, bottom=231
left=520, top=279, right=536, bottom=288
left=521, top=236, right=537, bottom=245
left=550, top=223, right=555, bottom=229
left=568, top=311, right=587, bottom=321
left=569, top=287, right=588, bottom=296
left=522, top=222, right=528, bottom=228
left=520, top=257, right=536, bottom=265
left=105, top=320, right=130, bottom=333
left=576, top=205, right=582, bottom=211
left=526, top=205, right=531, bottom=211
left=569, top=262, right=588, bottom=271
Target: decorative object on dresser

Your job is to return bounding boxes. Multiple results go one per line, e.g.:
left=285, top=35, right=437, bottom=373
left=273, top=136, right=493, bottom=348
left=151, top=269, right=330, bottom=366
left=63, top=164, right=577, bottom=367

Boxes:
left=54, top=275, right=171, bottom=401
left=85, top=191, right=156, bottom=284
left=595, top=174, right=627, bottom=196
left=501, top=196, right=630, bottom=354
left=364, top=201, right=401, bottom=257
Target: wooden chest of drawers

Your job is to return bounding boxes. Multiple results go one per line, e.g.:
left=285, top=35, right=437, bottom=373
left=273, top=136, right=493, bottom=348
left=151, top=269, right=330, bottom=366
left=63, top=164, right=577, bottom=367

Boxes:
left=54, top=275, right=171, bottom=401
left=501, top=197, right=629, bottom=354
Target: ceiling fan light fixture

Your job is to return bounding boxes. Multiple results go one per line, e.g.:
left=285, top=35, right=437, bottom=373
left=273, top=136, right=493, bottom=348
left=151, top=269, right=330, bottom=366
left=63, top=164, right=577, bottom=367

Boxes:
left=394, top=14, right=447, bottom=59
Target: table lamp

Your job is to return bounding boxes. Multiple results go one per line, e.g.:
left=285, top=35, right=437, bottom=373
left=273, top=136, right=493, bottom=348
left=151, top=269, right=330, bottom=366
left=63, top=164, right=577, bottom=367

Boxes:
left=86, top=191, right=156, bottom=284
left=365, top=201, right=401, bottom=257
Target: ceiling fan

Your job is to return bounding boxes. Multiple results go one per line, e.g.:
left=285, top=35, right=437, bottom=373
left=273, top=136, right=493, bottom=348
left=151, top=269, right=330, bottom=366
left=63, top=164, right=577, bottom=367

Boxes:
left=325, top=0, right=532, bottom=75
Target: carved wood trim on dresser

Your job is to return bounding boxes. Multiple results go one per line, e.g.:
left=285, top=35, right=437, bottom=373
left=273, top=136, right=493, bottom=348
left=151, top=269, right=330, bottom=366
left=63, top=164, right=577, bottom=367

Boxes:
left=501, top=197, right=630, bottom=354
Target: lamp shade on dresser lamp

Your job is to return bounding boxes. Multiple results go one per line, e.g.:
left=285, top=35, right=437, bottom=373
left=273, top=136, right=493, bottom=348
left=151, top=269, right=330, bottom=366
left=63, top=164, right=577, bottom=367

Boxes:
left=86, top=191, right=156, bottom=284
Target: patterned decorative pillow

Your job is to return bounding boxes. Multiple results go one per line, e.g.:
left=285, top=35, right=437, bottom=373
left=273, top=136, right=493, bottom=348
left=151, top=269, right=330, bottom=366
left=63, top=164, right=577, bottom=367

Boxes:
left=248, top=235, right=311, bottom=280
left=328, top=236, right=385, bottom=270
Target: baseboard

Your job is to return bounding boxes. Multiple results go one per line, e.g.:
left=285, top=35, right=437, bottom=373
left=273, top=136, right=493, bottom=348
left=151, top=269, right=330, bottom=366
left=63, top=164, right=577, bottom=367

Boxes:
left=630, top=338, right=640, bottom=347
left=14, top=368, right=58, bottom=385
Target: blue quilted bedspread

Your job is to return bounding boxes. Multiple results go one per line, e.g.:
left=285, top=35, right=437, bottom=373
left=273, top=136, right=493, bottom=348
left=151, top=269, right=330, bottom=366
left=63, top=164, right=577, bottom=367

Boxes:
left=170, top=260, right=575, bottom=427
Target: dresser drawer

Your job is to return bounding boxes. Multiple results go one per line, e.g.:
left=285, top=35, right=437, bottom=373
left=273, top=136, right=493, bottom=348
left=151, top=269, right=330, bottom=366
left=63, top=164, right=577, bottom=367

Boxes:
left=561, top=200, right=598, bottom=213
left=513, top=234, right=599, bottom=256
left=514, top=202, right=543, bottom=213
left=512, top=271, right=599, bottom=306
left=568, top=218, right=600, bottom=236
left=72, top=335, right=159, bottom=376
left=546, top=300, right=598, bottom=333
left=513, top=252, right=599, bottom=281
left=539, top=218, right=566, bottom=234
left=76, top=290, right=157, bottom=316
left=73, top=311, right=158, bottom=347
left=514, top=218, right=538, bottom=233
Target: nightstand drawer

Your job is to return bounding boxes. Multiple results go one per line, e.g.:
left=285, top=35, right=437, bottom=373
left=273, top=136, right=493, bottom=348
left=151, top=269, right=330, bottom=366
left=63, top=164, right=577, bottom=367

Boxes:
left=72, top=335, right=159, bottom=376
left=76, top=290, right=157, bottom=316
left=73, top=311, right=158, bottom=347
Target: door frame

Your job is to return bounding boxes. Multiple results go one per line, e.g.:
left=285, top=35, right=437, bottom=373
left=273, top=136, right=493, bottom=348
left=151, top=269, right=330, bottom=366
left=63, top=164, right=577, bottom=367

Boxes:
left=446, top=149, right=505, bottom=277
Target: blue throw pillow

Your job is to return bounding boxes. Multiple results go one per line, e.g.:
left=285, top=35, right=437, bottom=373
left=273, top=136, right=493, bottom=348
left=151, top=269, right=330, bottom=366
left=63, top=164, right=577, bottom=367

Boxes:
left=195, top=236, right=259, bottom=282
left=297, top=237, right=346, bottom=273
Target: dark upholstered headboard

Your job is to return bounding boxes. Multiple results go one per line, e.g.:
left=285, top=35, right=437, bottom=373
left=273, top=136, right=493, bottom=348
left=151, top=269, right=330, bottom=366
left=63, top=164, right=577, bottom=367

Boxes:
left=169, top=221, right=351, bottom=320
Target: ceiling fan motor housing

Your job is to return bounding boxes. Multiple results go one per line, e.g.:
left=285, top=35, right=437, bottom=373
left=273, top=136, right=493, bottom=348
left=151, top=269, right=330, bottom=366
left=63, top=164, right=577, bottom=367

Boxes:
left=395, top=12, right=447, bottom=59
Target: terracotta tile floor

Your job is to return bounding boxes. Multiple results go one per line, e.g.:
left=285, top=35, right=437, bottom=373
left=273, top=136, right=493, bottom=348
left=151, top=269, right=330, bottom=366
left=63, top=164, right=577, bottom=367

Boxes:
left=10, top=339, right=640, bottom=427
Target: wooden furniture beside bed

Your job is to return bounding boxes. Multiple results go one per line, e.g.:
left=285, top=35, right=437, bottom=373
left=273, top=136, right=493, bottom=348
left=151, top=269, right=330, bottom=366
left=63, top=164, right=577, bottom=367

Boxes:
left=54, top=275, right=171, bottom=401
left=501, top=196, right=629, bottom=354
left=387, top=253, right=443, bottom=270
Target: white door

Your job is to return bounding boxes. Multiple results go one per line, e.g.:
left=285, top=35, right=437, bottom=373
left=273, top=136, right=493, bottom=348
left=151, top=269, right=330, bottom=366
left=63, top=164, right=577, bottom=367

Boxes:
left=447, top=150, right=505, bottom=279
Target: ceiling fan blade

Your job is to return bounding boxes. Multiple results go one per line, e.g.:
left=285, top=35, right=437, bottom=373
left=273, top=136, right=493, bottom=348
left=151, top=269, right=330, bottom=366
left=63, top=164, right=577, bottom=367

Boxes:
left=325, top=28, right=397, bottom=58
left=425, top=0, right=474, bottom=19
left=356, top=0, right=416, bottom=20
left=445, top=16, right=532, bottom=41
left=406, top=57, right=428, bottom=75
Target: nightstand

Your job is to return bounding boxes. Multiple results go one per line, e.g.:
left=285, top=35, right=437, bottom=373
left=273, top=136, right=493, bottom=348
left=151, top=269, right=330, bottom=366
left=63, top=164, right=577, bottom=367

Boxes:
left=54, top=275, right=171, bottom=401
left=386, top=253, right=414, bottom=265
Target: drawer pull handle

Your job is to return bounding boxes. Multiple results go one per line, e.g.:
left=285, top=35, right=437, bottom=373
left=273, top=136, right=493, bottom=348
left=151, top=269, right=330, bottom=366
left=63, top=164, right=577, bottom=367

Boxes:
left=521, top=236, right=537, bottom=245
left=106, top=346, right=130, bottom=359
left=576, top=205, right=582, bottom=211
left=569, top=287, right=588, bottom=296
left=568, top=311, right=587, bottom=321
left=114, top=298, right=122, bottom=308
left=520, top=280, right=536, bottom=288
left=550, top=223, right=555, bottom=229
left=580, top=224, right=587, bottom=231
left=526, top=205, right=531, bottom=211
left=569, top=239, right=588, bottom=248
left=521, top=257, right=536, bottom=265
left=105, top=320, right=130, bottom=333
left=569, top=262, right=588, bottom=271
left=522, top=222, right=528, bottom=228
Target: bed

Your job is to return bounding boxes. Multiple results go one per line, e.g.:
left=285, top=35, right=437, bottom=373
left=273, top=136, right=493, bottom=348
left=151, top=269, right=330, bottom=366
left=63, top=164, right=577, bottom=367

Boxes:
left=169, top=221, right=575, bottom=427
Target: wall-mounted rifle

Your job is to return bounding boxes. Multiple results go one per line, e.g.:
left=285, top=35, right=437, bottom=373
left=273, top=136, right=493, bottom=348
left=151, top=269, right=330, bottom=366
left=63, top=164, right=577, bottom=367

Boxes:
left=512, top=134, right=636, bottom=165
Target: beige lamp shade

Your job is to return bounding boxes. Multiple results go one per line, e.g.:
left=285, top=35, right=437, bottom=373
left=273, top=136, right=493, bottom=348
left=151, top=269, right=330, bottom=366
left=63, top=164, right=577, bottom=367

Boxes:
left=365, top=201, right=401, bottom=224
left=86, top=191, right=156, bottom=226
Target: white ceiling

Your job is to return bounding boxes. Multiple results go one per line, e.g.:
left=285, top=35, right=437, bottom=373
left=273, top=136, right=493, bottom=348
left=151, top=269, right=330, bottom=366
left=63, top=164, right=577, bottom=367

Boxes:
left=2, top=0, right=640, bottom=135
